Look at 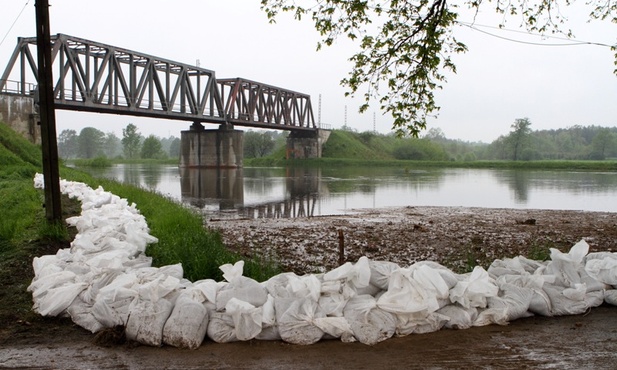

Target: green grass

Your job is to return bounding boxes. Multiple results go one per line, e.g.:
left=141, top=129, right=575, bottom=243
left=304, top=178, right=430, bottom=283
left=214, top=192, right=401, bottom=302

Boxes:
left=0, top=122, right=280, bottom=283
left=73, top=156, right=113, bottom=168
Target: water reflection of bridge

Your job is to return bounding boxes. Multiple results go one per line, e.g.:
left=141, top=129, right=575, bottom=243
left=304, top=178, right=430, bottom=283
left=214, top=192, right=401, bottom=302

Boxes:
left=180, top=167, right=322, bottom=219
left=235, top=194, right=319, bottom=219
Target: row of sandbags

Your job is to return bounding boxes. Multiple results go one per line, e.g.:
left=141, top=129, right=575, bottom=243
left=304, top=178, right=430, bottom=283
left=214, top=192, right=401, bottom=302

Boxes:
left=29, top=174, right=617, bottom=349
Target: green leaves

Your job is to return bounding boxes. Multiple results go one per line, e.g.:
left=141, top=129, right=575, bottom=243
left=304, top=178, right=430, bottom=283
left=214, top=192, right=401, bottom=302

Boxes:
left=261, top=0, right=616, bottom=137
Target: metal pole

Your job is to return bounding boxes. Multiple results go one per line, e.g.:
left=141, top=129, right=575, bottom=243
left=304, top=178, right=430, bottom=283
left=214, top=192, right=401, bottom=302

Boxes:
left=35, top=0, right=62, bottom=221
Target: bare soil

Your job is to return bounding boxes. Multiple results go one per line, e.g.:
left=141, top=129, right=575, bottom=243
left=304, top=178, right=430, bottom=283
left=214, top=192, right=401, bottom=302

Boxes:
left=1, top=206, right=616, bottom=369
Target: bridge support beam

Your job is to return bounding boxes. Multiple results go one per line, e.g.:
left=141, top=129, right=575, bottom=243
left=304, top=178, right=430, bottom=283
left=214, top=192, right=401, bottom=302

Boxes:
left=180, top=123, right=243, bottom=168
left=286, top=129, right=331, bottom=159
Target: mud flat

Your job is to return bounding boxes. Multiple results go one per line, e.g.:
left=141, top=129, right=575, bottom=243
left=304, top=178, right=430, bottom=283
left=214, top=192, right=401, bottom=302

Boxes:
left=210, top=206, right=617, bottom=274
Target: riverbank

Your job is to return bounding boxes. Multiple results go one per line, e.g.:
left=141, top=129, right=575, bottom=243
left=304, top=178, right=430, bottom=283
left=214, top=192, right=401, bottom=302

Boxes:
left=209, top=206, right=617, bottom=274
left=2, top=205, right=617, bottom=369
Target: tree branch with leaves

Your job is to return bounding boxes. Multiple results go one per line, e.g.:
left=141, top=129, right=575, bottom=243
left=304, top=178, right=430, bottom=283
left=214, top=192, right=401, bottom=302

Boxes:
left=261, top=0, right=617, bottom=137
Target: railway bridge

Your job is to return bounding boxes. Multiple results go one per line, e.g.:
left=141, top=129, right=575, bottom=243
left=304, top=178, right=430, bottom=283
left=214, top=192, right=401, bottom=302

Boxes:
left=0, top=34, right=330, bottom=167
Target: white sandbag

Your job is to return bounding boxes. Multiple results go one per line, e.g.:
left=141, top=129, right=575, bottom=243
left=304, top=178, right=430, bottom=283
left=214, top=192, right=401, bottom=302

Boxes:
left=474, top=281, right=534, bottom=327
left=219, top=260, right=245, bottom=282
left=207, top=311, right=238, bottom=343
left=604, top=289, right=617, bottom=306
left=545, top=239, right=589, bottom=287
left=192, top=279, right=221, bottom=305
left=355, top=282, right=382, bottom=297
left=396, top=312, right=449, bottom=336
left=323, top=256, right=371, bottom=290
left=488, top=257, right=527, bottom=277
left=319, top=279, right=356, bottom=317
left=91, top=286, right=137, bottom=327
left=368, top=260, right=400, bottom=290
left=585, top=257, right=617, bottom=286
left=414, top=261, right=459, bottom=290
left=410, top=263, right=451, bottom=303
left=377, top=269, right=439, bottom=316
left=542, top=284, right=589, bottom=316
left=313, top=316, right=354, bottom=340
left=255, top=295, right=281, bottom=341
left=28, top=270, right=77, bottom=301
left=265, top=273, right=321, bottom=302
left=163, top=291, right=209, bottom=349
left=226, top=298, right=262, bottom=341
left=216, top=276, right=268, bottom=311
left=449, top=266, right=498, bottom=309
left=437, top=304, right=478, bottom=330
left=125, top=298, right=173, bottom=346
left=66, top=297, right=104, bottom=333
left=276, top=297, right=325, bottom=345
left=35, top=282, right=89, bottom=316
left=343, top=295, right=396, bottom=345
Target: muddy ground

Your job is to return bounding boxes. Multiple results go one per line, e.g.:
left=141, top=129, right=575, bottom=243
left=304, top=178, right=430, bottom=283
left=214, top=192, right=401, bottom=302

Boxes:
left=1, top=206, right=616, bottom=369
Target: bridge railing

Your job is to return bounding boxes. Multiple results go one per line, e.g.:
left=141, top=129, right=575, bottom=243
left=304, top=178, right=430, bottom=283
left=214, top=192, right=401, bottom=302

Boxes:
left=0, top=79, right=37, bottom=95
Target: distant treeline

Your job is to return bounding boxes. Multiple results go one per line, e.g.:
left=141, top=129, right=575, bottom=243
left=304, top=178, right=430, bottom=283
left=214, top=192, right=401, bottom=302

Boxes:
left=58, top=120, right=617, bottom=162
left=319, top=122, right=617, bottom=161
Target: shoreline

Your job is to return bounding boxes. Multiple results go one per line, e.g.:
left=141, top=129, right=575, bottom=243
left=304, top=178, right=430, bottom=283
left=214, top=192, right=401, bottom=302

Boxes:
left=209, top=206, right=617, bottom=274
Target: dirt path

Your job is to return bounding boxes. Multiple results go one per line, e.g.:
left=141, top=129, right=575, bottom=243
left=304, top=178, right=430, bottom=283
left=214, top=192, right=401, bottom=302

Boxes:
left=1, top=306, right=615, bottom=369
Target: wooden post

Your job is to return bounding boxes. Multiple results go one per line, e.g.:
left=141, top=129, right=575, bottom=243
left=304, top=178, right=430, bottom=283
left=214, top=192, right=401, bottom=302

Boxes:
left=338, top=230, right=345, bottom=266
left=35, top=0, right=62, bottom=221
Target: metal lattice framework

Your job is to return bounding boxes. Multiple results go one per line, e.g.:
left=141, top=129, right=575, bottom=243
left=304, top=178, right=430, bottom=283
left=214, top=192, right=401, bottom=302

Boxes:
left=0, top=34, right=317, bottom=130
left=218, top=78, right=315, bottom=130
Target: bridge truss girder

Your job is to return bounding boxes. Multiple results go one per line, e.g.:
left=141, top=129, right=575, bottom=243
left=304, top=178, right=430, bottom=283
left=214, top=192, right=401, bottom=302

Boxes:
left=219, top=78, right=316, bottom=130
left=0, top=34, right=317, bottom=131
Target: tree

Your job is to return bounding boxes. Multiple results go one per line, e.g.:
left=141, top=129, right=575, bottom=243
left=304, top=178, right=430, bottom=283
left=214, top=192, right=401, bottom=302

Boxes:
left=261, top=1, right=617, bottom=137
left=244, top=131, right=276, bottom=158
left=168, top=137, right=181, bottom=158
left=508, top=118, right=532, bottom=161
left=57, top=129, right=78, bottom=159
left=77, top=127, right=105, bottom=158
left=122, top=123, right=142, bottom=159
left=103, top=132, right=122, bottom=158
left=589, top=128, right=616, bottom=159
left=141, top=135, right=166, bottom=159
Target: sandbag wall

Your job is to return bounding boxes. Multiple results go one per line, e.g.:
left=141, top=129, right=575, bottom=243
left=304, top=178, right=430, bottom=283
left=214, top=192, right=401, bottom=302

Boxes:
left=29, top=174, right=617, bottom=348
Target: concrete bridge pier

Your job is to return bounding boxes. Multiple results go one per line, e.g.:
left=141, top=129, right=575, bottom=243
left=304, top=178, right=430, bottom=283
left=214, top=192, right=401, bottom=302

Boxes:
left=286, top=129, right=331, bottom=159
left=180, top=123, right=244, bottom=168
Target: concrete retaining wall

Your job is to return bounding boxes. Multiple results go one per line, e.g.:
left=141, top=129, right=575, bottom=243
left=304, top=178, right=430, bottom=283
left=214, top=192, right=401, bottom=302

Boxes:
left=0, top=94, right=40, bottom=144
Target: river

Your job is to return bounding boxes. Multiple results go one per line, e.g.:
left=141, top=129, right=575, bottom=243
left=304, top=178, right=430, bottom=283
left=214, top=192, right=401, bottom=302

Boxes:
left=81, top=164, right=617, bottom=218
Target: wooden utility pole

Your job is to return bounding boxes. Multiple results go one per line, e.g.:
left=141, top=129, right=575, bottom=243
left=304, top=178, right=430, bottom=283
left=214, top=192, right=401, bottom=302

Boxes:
left=35, top=0, right=62, bottom=221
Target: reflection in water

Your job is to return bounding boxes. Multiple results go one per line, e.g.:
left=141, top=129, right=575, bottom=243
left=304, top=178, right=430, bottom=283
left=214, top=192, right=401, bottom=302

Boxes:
left=236, top=194, right=320, bottom=219
left=183, top=166, right=323, bottom=219
left=143, top=164, right=162, bottom=191
left=79, top=164, right=617, bottom=216
left=511, top=170, right=530, bottom=203
left=180, top=168, right=244, bottom=210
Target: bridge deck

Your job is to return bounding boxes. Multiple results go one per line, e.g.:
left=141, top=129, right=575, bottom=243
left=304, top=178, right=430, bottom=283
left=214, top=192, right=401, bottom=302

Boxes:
left=0, top=34, right=317, bottom=131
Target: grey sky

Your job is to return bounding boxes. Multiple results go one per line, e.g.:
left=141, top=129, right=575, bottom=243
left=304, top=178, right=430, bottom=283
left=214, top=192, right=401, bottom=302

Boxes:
left=1, top=0, right=615, bottom=143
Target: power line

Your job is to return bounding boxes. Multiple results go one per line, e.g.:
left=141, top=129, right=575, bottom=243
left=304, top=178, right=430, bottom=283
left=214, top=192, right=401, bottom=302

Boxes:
left=0, top=1, right=31, bottom=48
left=456, top=20, right=614, bottom=48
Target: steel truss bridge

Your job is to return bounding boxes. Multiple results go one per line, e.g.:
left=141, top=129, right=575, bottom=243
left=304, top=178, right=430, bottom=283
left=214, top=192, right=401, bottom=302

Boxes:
left=0, top=34, right=317, bottom=131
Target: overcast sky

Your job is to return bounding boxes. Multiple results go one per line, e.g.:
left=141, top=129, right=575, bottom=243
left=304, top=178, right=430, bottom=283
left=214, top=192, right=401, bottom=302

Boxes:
left=1, top=0, right=615, bottom=143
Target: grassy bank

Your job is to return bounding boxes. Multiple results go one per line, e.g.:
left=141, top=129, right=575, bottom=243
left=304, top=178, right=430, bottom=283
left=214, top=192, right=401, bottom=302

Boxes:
left=246, top=156, right=617, bottom=171
left=0, top=123, right=279, bottom=287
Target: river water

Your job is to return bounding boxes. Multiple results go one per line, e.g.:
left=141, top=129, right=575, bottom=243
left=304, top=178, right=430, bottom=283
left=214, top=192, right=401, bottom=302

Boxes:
left=81, top=164, right=617, bottom=218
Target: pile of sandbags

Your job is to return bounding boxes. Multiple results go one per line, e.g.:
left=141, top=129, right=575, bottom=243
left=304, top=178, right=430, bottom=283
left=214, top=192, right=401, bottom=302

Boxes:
left=29, top=174, right=617, bottom=348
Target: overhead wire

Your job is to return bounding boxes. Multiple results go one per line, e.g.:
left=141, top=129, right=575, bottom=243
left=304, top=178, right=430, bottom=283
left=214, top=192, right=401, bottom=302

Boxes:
left=456, top=20, right=614, bottom=48
left=0, top=1, right=31, bottom=48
